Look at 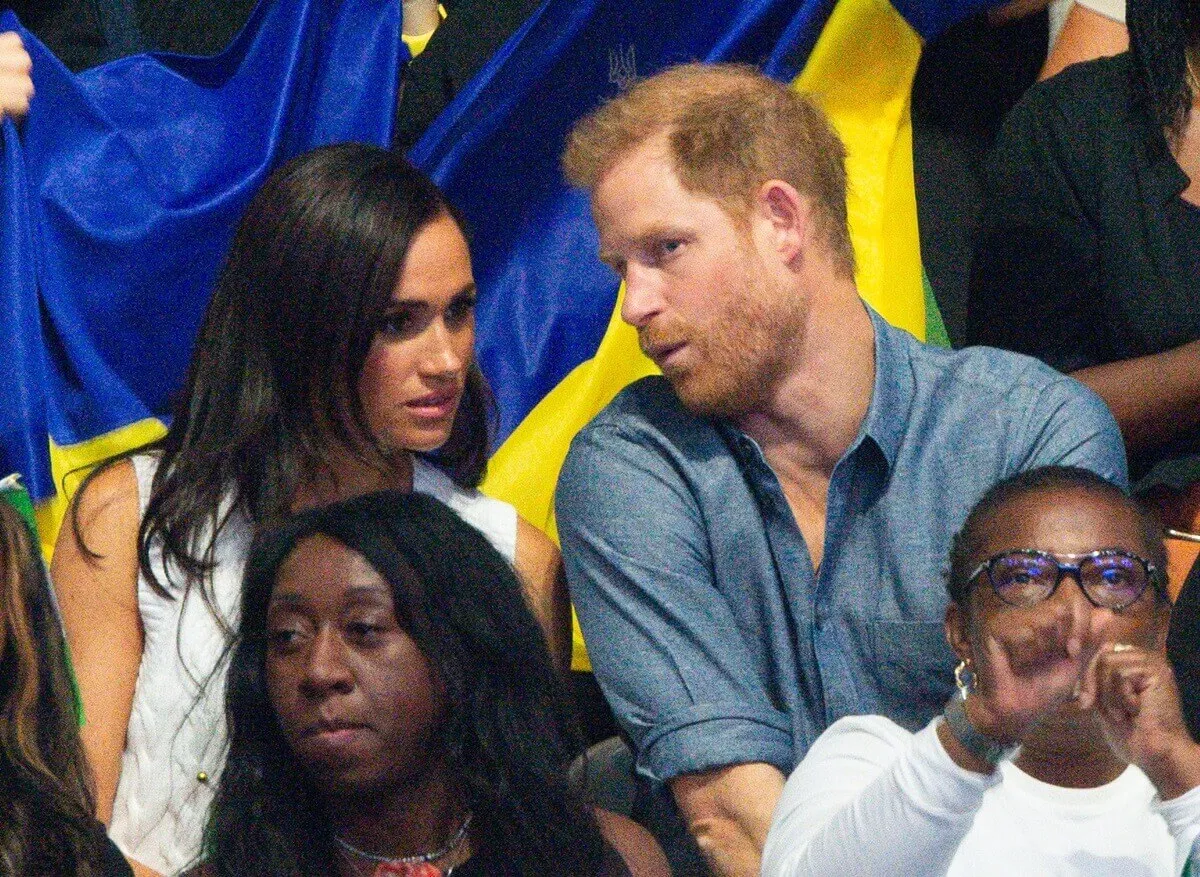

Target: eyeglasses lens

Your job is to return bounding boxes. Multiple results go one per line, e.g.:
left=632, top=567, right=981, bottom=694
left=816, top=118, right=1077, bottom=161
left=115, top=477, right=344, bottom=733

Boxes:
left=988, top=554, right=1058, bottom=606
left=1079, top=554, right=1147, bottom=608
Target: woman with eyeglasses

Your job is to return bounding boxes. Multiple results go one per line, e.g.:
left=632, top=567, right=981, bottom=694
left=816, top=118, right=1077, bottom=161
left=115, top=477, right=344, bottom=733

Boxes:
left=761, top=465, right=1200, bottom=877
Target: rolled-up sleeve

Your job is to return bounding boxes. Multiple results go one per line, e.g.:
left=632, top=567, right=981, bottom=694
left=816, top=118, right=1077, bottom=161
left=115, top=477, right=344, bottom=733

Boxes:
left=557, top=421, right=792, bottom=782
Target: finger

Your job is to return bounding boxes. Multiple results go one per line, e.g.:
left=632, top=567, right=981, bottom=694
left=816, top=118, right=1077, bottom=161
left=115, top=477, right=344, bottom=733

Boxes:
left=0, top=35, right=31, bottom=71
left=1075, top=646, right=1106, bottom=710
left=1098, top=659, right=1155, bottom=724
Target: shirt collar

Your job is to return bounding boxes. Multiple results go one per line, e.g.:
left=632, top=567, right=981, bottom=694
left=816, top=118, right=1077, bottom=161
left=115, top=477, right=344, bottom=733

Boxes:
left=854, top=303, right=916, bottom=472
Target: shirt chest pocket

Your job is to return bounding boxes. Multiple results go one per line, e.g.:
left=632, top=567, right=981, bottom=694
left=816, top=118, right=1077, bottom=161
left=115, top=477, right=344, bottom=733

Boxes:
left=870, top=620, right=956, bottom=732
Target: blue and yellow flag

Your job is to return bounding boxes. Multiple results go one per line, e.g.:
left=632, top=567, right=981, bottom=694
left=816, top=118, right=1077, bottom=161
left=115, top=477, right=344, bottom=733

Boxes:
left=1, top=0, right=990, bottom=666
left=0, top=0, right=404, bottom=553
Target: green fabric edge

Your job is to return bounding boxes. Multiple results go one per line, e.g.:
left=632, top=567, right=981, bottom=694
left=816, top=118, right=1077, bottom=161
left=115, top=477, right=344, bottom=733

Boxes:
left=922, top=266, right=951, bottom=349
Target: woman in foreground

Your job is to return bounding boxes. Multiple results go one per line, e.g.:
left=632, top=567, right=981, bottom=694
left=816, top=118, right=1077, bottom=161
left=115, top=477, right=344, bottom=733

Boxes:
left=762, top=466, right=1200, bottom=876
left=52, top=144, right=568, bottom=876
left=197, top=490, right=666, bottom=877
left=0, top=501, right=131, bottom=876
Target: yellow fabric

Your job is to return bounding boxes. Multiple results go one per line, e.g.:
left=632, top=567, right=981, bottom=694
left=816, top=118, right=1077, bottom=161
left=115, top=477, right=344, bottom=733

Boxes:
left=35, top=418, right=167, bottom=560
left=401, top=3, right=448, bottom=58
left=799, top=0, right=925, bottom=340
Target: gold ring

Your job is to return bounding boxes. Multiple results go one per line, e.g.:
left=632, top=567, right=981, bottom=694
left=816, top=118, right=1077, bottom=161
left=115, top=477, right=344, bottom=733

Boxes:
left=1111, top=643, right=1135, bottom=653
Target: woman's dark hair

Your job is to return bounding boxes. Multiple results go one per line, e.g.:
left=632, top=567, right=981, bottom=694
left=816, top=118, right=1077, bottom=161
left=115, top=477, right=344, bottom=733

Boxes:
left=1128, top=0, right=1200, bottom=137
left=73, top=143, right=492, bottom=609
left=204, top=491, right=604, bottom=876
left=0, top=503, right=107, bottom=875
left=946, top=465, right=1167, bottom=606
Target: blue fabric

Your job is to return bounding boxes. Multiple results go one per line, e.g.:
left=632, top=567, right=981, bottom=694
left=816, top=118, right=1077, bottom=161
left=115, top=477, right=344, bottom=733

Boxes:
left=556, top=306, right=1128, bottom=782
left=0, top=0, right=403, bottom=500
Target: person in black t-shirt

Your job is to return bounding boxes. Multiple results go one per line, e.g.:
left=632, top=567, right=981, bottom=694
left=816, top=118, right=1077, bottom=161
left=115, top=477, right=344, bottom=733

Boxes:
left=969, top=0, right=1200, bottom=493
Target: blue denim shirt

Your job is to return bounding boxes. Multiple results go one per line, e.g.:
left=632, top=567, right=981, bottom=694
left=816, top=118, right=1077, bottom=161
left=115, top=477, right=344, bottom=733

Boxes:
left=557, top=307, right=1127, bottom=783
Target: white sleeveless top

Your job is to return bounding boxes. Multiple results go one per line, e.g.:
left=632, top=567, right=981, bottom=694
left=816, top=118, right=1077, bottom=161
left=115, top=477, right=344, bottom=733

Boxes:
left=108, top=454, right=518, bottom=875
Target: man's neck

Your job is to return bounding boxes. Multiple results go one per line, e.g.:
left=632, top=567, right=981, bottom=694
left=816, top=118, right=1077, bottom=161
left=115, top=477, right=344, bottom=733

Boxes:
left=735, top=288, right=875, bottom=481
left=732, top=284, right=874, bottom=572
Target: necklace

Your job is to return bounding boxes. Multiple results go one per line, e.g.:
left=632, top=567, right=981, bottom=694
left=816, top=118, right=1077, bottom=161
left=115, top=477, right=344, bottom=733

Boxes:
left=335, top=812, right=472, bottom=877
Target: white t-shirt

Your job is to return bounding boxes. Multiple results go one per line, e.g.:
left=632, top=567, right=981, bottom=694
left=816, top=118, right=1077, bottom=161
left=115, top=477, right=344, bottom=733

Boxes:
left=762, top=715, right=1200, bottom=877
left=1049, top=0, right=1126, bottom=49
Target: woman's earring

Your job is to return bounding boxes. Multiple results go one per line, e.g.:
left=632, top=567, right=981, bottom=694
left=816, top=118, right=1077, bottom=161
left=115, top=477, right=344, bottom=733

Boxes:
left=954, top=659, right=975, bottom=699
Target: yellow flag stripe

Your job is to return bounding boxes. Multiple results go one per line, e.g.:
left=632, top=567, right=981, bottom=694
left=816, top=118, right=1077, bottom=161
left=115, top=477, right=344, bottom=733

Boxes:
left=35, top=418, right=167, bottom=559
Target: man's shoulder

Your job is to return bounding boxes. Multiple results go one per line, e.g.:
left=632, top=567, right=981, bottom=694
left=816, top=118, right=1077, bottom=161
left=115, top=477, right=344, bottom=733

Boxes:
left=559, top=376, right=747, bottom=504
left=896, top=335, right=1126, bottom=484
left=907, top=337, right=1092, bottom=410
left=576, top=375, right=720, bottom=447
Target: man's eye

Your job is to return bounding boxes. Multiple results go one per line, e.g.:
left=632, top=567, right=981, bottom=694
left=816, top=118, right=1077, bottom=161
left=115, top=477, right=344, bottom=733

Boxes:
left=656, top=240, right=683, bottom=260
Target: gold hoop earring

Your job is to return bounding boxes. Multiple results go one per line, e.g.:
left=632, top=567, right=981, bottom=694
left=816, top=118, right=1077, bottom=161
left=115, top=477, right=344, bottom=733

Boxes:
left=954, top=659, right=975, bottom=699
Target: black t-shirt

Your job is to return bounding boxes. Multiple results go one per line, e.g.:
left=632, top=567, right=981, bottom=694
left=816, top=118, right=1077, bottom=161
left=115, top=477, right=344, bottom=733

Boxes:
left=969, top=53, right=1200, bottom=479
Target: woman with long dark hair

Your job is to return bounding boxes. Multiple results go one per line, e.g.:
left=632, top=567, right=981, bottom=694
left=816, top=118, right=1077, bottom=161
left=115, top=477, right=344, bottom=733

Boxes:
left=198, top=490, right=664, bottom=877
left=970, top=0, right=1200, bottom=495
left=51, top=144, right=569, bottom=877
left=0, top=501, right=132, bottom=876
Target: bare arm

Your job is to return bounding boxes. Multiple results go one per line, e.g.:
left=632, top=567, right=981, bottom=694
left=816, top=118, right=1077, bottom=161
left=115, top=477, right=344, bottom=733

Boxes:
left=50, top=461, right=161, bottom=877
left=1069, top=339, right=1200, bottom=456
left=402, top=0, right=441, bottom=35
left=513, top=517, right=571, bottom=674
left=1041, top=4, right=1128, bottom=81
left=594, top=809, right=671, bottom=877
left=670, top=762, right=786, bottom=877
left=0, top=31, right=33, bottom=121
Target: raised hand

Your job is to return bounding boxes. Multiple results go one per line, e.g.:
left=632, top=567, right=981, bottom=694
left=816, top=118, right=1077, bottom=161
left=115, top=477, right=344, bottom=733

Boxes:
left=1076, top=643, right=1200, bottom=800
left=963, top=604, right=1088, bottom=745
left=0, top=31, right=33, bottom=121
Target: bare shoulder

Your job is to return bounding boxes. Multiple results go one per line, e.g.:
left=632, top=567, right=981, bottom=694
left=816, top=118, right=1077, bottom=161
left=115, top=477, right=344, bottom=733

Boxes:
left=62, top=459, right=140, bottom=547
left=594, top=809, right=670, bottom=877
left=51, top=458, right=141, bottom=599
left=512, top=515, right=570, bottom=671
left=514, top=515, right=561, bottom=578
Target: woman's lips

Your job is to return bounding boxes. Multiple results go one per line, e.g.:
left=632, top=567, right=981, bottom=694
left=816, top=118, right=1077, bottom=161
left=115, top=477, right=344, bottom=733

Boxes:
left=405, top=388, right=459, bottom=419
left=300, top=719, right=372, bottom=758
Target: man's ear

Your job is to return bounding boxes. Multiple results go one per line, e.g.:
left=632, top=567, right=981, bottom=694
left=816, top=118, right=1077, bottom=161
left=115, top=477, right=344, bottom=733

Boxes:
left=754, top=179, right=809, bottom=265
left=945, top=600, right=973, bottom=665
